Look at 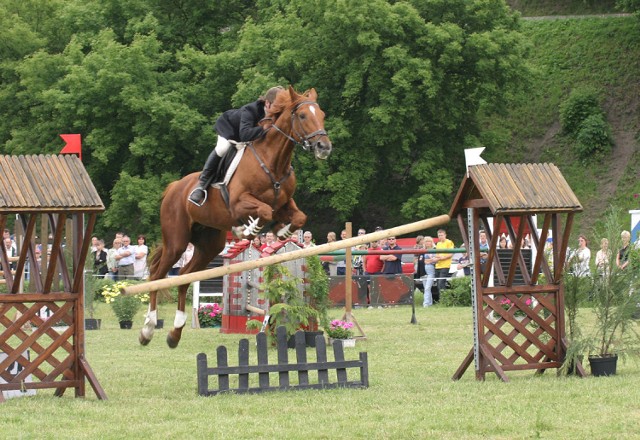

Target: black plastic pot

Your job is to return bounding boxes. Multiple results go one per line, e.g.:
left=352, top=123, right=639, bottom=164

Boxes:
left=305, top=331, right=324, bottom=347
left=155, top=319, right=164, bottom=329
left=85, top=318, right=101, bottom=330
left=589, top=354, right=618, bottom=377
left=119, top=320, right=133, bottom=329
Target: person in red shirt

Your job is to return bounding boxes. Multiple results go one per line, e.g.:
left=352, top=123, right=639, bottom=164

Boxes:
left=364, top=240, right=384, bottom=275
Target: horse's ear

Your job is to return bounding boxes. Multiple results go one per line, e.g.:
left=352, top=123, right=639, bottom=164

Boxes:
left=288, top=85, right=299, bottom=101
left=306, top=88, right=318, bottom=101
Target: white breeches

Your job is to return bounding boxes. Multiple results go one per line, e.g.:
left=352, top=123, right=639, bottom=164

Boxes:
left=214, top=136, right=232, bottom=157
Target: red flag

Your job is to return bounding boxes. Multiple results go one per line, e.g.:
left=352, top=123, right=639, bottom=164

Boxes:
left=60, top=134, right=82, bottom=161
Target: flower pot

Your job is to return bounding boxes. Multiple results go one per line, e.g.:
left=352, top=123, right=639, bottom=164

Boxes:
left=85, top=318, right=101, bottom=330
left=328, top=337, right=355, bottom=348
left=155, top=319, right=164, bottom=329
left=305, top=331, right=324, bottom=347
left=589, top=354, right=618, bottom=377
left=119, top=320, right=133, bottom=329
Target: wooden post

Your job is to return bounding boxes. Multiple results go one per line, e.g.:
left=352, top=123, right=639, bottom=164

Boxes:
left=344, top=222, right=352, bottom=314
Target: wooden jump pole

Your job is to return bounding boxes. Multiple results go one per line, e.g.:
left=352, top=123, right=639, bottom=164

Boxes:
left=122, top=214, right=451, bottom=296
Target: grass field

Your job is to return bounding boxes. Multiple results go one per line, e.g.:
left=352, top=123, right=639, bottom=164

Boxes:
left=3, top=303, right=640, bottom=439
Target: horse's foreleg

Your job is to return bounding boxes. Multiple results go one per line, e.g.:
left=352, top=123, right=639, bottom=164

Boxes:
left=230, top=194, right=275, bottom=238
left=167, top=284, right=188, bottom=348
left=274, top=198, right=307, bottom=239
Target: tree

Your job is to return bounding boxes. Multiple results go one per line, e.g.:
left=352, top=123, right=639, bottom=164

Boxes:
left=0, top=0, right=529, bottom=241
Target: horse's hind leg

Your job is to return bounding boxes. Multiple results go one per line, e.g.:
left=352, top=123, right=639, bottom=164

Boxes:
left=140, top=241, right=188, bottom=346
left=166, top=228, right=226, bottom=348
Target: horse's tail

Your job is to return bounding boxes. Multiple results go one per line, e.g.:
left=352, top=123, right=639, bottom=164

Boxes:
left=149, top=244, right=164, bottom=281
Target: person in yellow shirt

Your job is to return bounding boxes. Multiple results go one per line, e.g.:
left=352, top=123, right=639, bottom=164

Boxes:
left=434, top=229, right=454, bottom=301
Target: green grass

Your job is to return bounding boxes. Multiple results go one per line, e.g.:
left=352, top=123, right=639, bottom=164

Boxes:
left=506, top=0, right=620, bottom=16
left=3, top=303, right=640, bottom=439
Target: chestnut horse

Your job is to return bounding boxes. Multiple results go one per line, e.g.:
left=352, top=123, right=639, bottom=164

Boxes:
left=140, top=86, right=332, bottom=347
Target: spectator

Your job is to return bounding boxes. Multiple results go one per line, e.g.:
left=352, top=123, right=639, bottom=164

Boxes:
left=323, top=232, right=338, bottom=276
left=569, top=234, right=591, bottom=277
left=302, top=231, right=315, bottom=248
left=478, top=230, right=489, bottom=267
left=3, top=228, right=16, bottom=256
left=170, top=243, right=194, bottom=276
left=2, top=237, right=18, bottom=271
left=617, top=230, right=631, bottom=271
left=364, top=240, right=384, bottom=275
left=434, top=229, right=454, bottom=300
left=134, top=234, right=149, bottom=279
left=354, top=228, right=367, bottom=275
left=380, top=236, right=403, bottom=274
left=106, top=237, right=122, bottom=280
left=93, top=239, right=108, bottom=277
left=115, top=235, right=135, bottom=280
left=251, top=236, right=261, bottom=248
left=419, top=236, right=437, bottom=307
left=91, top=236, right=99, bottom=253
left=450, top=244, right=470, bottom=278
left=260, top=232, right=276, bottom=251
left=595, top=238, right=610, bottom=276
left=498, top=236, right=509, bottom=249
left=336, top=229, right=348, bottom=275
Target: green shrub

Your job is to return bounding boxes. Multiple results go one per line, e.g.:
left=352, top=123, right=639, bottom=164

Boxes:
left=559, top=88, right=602, bottom=136
left=440, top=277, right=472, bottom=307
left=575, top=113, right=612, bottom=159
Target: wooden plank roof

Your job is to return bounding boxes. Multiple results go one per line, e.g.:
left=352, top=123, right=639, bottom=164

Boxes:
left=449, top=163, right=582, bottom=216
left=0, top=155, right=104, bottom=212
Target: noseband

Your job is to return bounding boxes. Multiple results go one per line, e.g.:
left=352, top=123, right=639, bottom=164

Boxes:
left=270, top=100, right=328, bottom=152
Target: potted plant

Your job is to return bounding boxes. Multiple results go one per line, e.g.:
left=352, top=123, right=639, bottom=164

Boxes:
left=325, top=319, right=355, bottom=347
left=246, top=263, right=317, bottom=346
left=304, top=255, right=330, bottom=346
left=101, top=281, right=149, bottom=329
left=564, top=208, right=640, bottom=376
left=198, top=303, right=223, bottom=328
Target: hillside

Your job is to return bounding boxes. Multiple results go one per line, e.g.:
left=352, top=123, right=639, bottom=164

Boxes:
left=485, top=15, right=640, bottom=236
left=506, top=0, right=619, bottom=16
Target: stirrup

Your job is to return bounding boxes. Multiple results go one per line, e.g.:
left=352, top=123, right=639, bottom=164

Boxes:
left=188, top=187, right=207, bottom=207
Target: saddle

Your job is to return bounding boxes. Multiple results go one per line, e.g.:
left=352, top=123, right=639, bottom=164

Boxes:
left=211, top=142, right=248, bottom=208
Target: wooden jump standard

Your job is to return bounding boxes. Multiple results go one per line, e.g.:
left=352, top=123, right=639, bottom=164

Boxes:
left=122, top=214, right=450, bottom=296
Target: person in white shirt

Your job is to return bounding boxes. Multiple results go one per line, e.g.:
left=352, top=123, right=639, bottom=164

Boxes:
left=570, top=234, right=591, bottom=277
left=133, top=234, right=149, bottom=279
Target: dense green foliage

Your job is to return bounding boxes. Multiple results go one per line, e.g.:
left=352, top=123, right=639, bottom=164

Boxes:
left=484, top=16, right=640, bottom=237
left=559, top=88, right=612, bottom=161
left=439, top=276, right=472, bottom=307
left=0, top=0, right=529, bottom=241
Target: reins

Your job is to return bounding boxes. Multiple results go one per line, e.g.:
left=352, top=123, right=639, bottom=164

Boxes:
left=270, top=100, right=328, bottom=151
left=247, top=143, right=293, bottom=209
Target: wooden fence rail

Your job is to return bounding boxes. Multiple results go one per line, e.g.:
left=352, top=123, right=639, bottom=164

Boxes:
left=197, top=326, right=369, bottom=396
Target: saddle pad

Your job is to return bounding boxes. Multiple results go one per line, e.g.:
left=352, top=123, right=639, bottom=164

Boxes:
left=213, top=142, right=246, bottom=188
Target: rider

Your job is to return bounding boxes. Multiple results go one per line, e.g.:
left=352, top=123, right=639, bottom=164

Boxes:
left=188, top=86, right=284, bottom=206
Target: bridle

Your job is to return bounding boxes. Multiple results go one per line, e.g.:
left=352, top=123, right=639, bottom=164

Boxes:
left=247, top=99, right=328, bottom=210
left=269, top=100, right=328, bottom=152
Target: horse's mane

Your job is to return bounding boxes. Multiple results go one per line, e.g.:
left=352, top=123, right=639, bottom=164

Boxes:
left=260, top=87, right=313, bottom=129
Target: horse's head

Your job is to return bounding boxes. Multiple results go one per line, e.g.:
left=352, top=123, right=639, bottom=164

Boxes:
left=267, top=86, right=332, bottom=160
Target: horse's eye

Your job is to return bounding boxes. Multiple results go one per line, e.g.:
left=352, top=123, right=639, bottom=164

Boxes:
left=299, top=113, right=306, bottom=120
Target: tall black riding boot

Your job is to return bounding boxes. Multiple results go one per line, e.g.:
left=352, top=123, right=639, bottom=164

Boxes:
left=188, top=151, right=221, bottom=206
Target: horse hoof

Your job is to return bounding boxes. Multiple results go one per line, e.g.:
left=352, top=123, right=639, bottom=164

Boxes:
left=166, top=334, right=180, bottom=349
left=139, top=333, right=151, bottom=346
